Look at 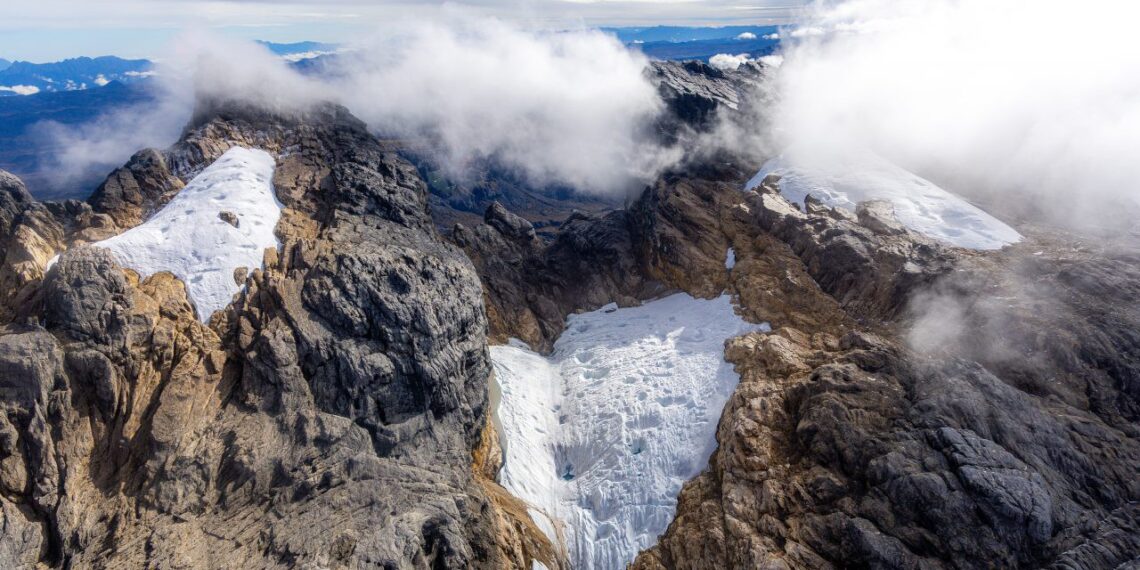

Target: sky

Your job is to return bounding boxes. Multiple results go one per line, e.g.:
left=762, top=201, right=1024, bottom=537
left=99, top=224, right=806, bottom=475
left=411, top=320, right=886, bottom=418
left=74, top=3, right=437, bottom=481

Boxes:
left=0, top=0, right=807, bottom=62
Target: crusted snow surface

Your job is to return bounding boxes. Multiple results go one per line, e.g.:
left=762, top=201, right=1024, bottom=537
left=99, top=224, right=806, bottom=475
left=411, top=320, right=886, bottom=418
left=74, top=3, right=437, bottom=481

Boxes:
left=92, top=147, right=281, bottom=321
left=745, top=150, right=1022, bottom=250
left=491, top=294, right=768, bottom=569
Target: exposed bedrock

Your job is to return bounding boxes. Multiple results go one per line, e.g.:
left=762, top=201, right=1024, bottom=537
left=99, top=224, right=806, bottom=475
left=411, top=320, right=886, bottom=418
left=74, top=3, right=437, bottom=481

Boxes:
left=627, top=183, right=1140, bottom=568
left=457, top=157, right=1140, bottom=568
left=0, top=101, right=549, bottom=568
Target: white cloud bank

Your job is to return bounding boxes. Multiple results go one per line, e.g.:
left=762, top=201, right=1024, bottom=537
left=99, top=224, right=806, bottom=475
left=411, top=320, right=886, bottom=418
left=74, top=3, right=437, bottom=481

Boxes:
left=767, top=0, right=1140, bottom=227
left=709, top=53, right=750, bottom=71
left=40, top=15, right=676, bottom=197
left=0, top=85, right=40, bottom=95
left=334, top=16, right=673, bottom=193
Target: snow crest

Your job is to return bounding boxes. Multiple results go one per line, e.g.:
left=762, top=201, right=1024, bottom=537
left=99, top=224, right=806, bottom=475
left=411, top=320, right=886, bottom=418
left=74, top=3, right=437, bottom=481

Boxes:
left=746, top=151, right=1022, bottom=250
left=491, top=294, right=769, bottom=569
left=93, top=147, right=281, bottom=321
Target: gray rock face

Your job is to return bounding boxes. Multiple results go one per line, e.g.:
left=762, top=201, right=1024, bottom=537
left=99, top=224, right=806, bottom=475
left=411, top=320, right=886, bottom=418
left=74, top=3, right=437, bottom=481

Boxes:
left=745, top=177, right=956, bottom=320
left=484, top=201, right=537, bottom=242
left=444, top=119, right=1140, bottom=568
left=650, top=60, right=758, bottom=129
left=0, top=101, right=536, bottom=568
left=1, top=66, right=1137, bottom=570
left=87, top=148, right=184, bottom=229
left=0, top=171, right=35, bottom=260
left=453, top=199, right=668, bottom=352
left=631, top=175, right=1140, bottom=570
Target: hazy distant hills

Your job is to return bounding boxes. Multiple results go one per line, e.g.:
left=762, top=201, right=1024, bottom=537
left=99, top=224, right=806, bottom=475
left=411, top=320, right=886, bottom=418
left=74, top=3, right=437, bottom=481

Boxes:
left=0, top=81, right=155, bottom=197
left=258, top=40, right=340, bottom=60
left=0, top=56, right=153, bottom=96
left=603, top=25, right=779, bottom=43
left=606, top=25, right=781, bottom=61
left=0, top=58, right=10, bottom=72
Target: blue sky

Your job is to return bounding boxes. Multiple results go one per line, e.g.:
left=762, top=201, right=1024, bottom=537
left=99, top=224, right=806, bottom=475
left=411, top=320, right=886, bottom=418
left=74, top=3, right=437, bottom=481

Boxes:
left=1, top=0, right=806, bottom=62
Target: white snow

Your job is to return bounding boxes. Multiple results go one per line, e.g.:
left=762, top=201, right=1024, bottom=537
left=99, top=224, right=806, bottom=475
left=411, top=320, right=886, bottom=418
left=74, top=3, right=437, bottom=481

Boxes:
left=745, top=150, right=1022, bottom=250
left=91, top=147, right=281, bottom=321
left=725, top=247, right=736, bottom=270
left=491, top=294, right=769, bottom=569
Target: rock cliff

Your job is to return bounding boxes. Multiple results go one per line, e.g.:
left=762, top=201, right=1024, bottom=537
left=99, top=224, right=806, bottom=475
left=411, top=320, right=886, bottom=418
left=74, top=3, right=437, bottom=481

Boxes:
left=0, top=101, right=553, bottom=569
left=0, top=62, right=1138, bottom=570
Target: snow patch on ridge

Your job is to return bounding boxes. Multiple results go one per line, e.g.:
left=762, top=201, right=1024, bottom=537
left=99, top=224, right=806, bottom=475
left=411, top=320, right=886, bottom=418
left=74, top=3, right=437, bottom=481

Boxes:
left=491, top=294, right=768, bottom=569
left=92, top=147, right=281, bottom=321
left=746, top=151, right=1022, bottom=250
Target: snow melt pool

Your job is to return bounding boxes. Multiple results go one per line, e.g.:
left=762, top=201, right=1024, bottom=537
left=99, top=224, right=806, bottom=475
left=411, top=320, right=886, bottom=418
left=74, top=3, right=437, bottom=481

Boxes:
left=491, top=293, right=769, bottom=569
left=92, top=147, right=281, bottom=321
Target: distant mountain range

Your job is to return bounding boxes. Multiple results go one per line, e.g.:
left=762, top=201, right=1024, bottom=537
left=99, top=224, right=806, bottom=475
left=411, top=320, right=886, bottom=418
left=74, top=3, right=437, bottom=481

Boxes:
left=257, top=40, right=340, bottom=61
left=602, top=25, right=780, bottom=44
left=0, top=42, right=342, bottom=99
left=0, top=56, right=153, bottom=96
left=603, top=25, right=781, bottom=61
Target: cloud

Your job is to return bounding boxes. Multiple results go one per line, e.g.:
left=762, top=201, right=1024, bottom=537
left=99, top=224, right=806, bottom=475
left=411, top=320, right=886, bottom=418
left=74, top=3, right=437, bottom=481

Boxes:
left=757, top=54, right=782, bottom=68
left=709, top=53, right=750, bottom=71
left=787, top=26, right=824, bottom=38
left=766, top=0, right=1140, bottom=229
left=93, top=74, right=110, bottom=86
left=0, top=85, right=40, bottom=95
left=37, top=16, right=677, bottom=197
left=320, top=13, right=676, bottom=194
left=35, top=32, right=329, bottom=190
left=736, top=32, right=757, bottom=40
left=762, top=32, right=779, bottom=40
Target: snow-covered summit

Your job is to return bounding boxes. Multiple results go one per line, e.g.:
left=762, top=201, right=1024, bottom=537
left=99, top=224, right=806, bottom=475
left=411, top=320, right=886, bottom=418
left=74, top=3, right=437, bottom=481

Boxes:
left=746, top=150, right=1022, bottom=250
left=92, top=146, right=281, bottom=321
left=492, top=294, right=769, bottom=569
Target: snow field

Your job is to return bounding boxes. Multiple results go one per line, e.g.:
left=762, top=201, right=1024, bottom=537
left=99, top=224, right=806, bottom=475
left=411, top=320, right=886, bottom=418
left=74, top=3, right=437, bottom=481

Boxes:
left=91, top=147, right=281, bottom=321
left=491, top=294, right=769, bottom=569
left=746, top=151, right=1022, bottom=250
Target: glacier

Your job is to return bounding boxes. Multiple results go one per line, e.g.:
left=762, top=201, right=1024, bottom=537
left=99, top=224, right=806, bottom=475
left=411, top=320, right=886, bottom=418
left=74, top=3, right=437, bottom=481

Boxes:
left=746, top=150, right=1022, bottom=250
left=491, top=293, right=769, bottom=569
left=91, top=146, right=281, bottom=321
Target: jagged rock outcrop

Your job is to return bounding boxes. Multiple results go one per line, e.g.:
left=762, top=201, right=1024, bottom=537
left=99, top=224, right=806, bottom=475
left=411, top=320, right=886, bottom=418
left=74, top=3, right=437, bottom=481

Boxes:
left=87, top=148, right=184, bottom=229
left=1, top=63, right=1137, bottom=570
left=453, top=145, right=1140, bottom=568
left=0, top=172, right=69, bottom=322
left=0, top=101, right=552, bottom=568
left=629, top=176, right=1140, bottom=569
left=650, top=60, right=762, bottom=132
left=0, top=171, right=35, bottom=256
left=454, top=203, right=660, bottom=352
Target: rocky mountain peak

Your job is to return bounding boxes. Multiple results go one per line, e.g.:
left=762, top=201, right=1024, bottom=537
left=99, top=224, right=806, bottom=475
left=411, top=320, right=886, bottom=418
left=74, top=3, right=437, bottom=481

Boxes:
left=1, top=58, right=1138, bottom=570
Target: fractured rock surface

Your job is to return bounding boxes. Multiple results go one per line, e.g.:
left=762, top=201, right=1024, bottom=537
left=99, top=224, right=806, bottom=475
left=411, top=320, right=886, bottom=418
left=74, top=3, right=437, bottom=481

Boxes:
left=0, top=101, right=551, bottom=569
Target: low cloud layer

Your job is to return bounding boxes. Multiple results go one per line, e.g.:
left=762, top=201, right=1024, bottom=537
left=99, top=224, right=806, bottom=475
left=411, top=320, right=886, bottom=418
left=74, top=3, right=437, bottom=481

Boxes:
left=0, top=85, right=40, bottom=95
left=334, top=16, right=673, bottom=193
left=37, top=32, right=327, bottom=191
left=39, top=15, right=675, bottom=196
left=768, top=0, right=1140, bottom=228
